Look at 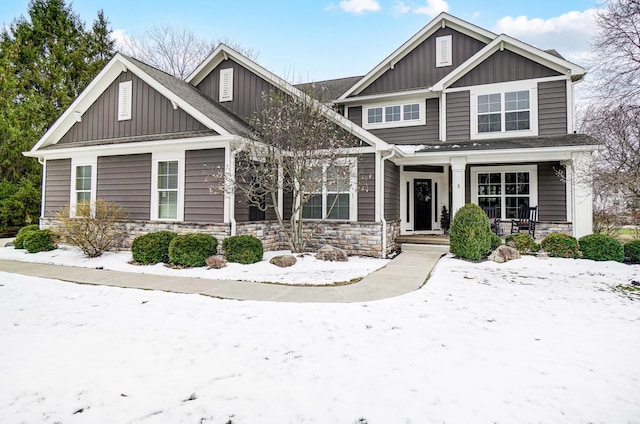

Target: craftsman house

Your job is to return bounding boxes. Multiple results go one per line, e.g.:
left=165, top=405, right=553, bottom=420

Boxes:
left=26, top=13, right=597, bottom=257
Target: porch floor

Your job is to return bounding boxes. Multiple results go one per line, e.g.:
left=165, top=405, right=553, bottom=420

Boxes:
left=396, top=234, right=450, bottom=246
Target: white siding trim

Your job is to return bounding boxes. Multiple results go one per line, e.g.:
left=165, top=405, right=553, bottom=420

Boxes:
left=219, top=68, right=234, bottom=102
left=436, top=35, right=452, bottom=67
left=117, top=80, right=132, bottom=121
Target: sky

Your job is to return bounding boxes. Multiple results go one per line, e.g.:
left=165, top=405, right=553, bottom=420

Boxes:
left=0, top=0, right=600, bottom=83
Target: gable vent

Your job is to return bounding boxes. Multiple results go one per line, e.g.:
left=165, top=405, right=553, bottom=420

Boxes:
left=436, top=35, right=452, bottom=67
left=117, top=80, right=132, bottom=121
left=219, top=68, right=234, bottom=102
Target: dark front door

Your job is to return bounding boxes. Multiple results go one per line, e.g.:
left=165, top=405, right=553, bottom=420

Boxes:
left=414, top=179, right=432, bottom=231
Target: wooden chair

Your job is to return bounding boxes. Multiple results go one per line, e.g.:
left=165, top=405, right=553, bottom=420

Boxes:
left=510, top=205, right=538, bottom=238
left=482, top=206, right=501, bottom=236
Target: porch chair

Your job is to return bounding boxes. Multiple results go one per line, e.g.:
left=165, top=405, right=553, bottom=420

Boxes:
left=482, top=206, right=501, bottom=236
left=510, top=205, right=538, bottom=238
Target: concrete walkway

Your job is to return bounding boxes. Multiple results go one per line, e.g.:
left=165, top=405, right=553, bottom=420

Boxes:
left=0, top=243, right=449, bottom=303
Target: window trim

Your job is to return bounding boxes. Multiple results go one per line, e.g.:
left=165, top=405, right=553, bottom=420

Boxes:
left=150, top=151, right=185, bottom=221
left=301, top=158, right=358, bottom=222
left=70, top=156, right=97, bottom=217
left=470, top=165, right=538, bottom=220
left=117, top=80, right=132, bottom=121
left=469, top=81, right=538, bottom=140
left=362, top=101, right=426, bottom=129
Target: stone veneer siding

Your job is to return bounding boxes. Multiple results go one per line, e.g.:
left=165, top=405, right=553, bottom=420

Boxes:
left=497, top=220, right=572, bottom=241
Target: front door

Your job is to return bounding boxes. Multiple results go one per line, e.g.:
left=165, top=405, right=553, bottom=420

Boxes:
left=414, top=179, right=432, bottom=231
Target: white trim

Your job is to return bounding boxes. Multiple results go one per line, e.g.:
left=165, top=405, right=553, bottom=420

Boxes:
left=219, top=68, right=233, bottom=102
left=362, top=101, right=425, bottom=130
left=450, top=156, right=467, bottom=216
left=436, top=35, right=452, bottom=67
left=439, top=94, right=447, bottom=141
left=150, top=151, right=185, bottom=222
left=570, top=151, right=593, bottom=237
left=69, top=155, right=97, bottom=217
left=334, top=87, right=436, bottom=105
left=117, top=81, right=132, bottom=121
left=566, top=79, right=574, bottom=134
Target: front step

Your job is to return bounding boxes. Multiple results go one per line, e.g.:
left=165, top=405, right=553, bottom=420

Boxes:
left=400, top=243, right=450, bottom=254
left=396, top=235, right=450, bottom=246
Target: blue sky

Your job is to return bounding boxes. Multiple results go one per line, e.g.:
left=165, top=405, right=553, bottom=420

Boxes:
left=1, top=0, right=599, bottom=82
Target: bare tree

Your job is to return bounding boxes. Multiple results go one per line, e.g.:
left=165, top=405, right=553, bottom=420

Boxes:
left=118, top=24, right=258, bottom=79
left=210, top=88, right=364, bottom=253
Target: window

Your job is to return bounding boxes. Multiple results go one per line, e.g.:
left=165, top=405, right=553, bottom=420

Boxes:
left=477, top=93, right=502, bottom=133
left=75, top=165, right=92, bottom=204
left=117, top=81, right=132, bottom=121
left=505, top=91, right=530, bottom=131
left=472, top=166, right=537, bottom=219
left=436, top=35, right=452, bottom=67
left=470, top=83, right=537, bottom=139
left=302, top=163, right=356, bottom=221
left=157, top=161, right=179, bottom=220
left=363, top=102, right=424, bottom=129
left=219, top=68, right=233, bottom=102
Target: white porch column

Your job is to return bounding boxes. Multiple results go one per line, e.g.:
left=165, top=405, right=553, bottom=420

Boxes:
left=570, top=151, right=593, bottom=238
left=450, top=156, right=467, bottom=216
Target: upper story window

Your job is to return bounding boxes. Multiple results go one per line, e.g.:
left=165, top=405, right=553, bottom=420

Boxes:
left=363, top=101, right=425, bottom=129
left=117, top=81, right=132, bottom=121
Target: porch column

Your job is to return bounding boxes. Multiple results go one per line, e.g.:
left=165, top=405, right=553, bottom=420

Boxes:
left=450, top=156, right=467, bottom=216
left=570, top=151, right=593, bottom=238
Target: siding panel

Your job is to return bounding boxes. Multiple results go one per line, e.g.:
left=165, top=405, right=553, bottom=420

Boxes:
left=185, top=149, right=225, bottom=223
left=44, top=159, right=71, bottom=217
left=358, top=153, right=376, bottom=222
left=384, top=161, right=400, bottom=221
left=446, top=91, right=470, bottom=141
left=538, top=80, right=568, bottom=136
left=538, top=162, right=566, bottom=221
left=97, top=154, right=151, bottom=220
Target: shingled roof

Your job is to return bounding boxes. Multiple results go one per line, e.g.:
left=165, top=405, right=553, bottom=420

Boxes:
left=415, top=134, right=598, bottom=153
left=295, top=76, right=363, bottom=101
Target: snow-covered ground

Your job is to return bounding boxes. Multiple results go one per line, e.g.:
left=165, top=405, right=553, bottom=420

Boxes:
left=0, top=245, right=389, bottom=285
left=1, top=253, right=639, bottom=423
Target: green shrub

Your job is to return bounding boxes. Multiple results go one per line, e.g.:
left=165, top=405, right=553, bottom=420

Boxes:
left=490, top=233, right=502, bottom=250
left=13, top=224, right=40, bottom=249
left=169, top=233, right=218, bottom=267
left=540, top=233, right=580, bottom=258
left=624, top=240, right=640, bottom=263
left=505, top=233, right=538, bottom=254
left=579, top=234, right=624, bottom=262
left=222, top=235, right=264, bottom=264
left=23, top=229, right=58, bottom=253
left=449, top=203, right=493, bottom=260
left=131, top=231, right=177, bottom=264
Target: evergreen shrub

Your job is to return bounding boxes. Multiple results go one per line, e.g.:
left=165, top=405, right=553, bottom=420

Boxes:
left=505, top=233, right=538, bottom=254
left=449, top=203, right=492, bottom=260
left=23, top=229, right=58, bottom=253
left=168, top=234, right=218, bottom=267
left=222, top=235, right=264, bottom=264
left=579, top=234, right=624, bottom=262
left=540, top=233, right=580, bottom=258
left=13, top=224, right=40, bottom=249
left=624, top=240, right=640, bottom=263
left=131, top=231, right=177, bottom=264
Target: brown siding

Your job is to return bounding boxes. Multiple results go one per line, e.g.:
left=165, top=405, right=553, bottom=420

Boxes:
left=538, top=80, right=568, bottom=136
left=358, top=153, right=376, bottom=222
left=196, top=59, right=275, bottom=121
left=451, top=50, right=562, bottom=88
left=446, top=91, right=470, bottom=141
left=44, top=159, right=71, bottom=217
left=97, top=154, right=151, bottom=220
left=538, top=162, right=566, bottom=221
left=185, top=149, right=225, bottom=223
left=384, top=160, right=400, bottom=221
left=360, top=27, right=486, bottom=95
left=60, top=72, right=209, bottom=144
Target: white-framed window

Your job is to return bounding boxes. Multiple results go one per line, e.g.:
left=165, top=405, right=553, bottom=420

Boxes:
left=151, top=152, right=184, bottom=221
left=75, top=165, right=92, bottom=204
left=219, top=68, right=234, bottom=102
left=362, top=101, right=425, bottom=129
left=436, top=35, right=452, bottom=67
left=302, top=159, right=357, bottom=221
left=470, top=81, right=538, bottom=139
left=70, top=157, right=97, bottom=217
left=117, top=80, right=132, bottom=121
left=471, top=165, right=538, bottom=219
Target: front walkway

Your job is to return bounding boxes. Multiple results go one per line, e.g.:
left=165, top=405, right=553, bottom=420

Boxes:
left=0, top=244, right=449, bottom=303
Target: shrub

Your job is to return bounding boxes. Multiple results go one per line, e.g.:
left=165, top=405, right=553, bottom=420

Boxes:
left=14, top=224, right=40, bottom=249
left=449, top=203, right=493, bottom=260
left=55, top=199, right=129, bottom=258
left=490, top=233, right=502, bottom=251
left=540, top=233, right=580, bottom=258
left=624, top=240, right=640, bottom=263
left=23, top=229, right=58, bottom=253
left=579, top=233, right=624, bottom=262
left=131, top=231, right=177, bottom=264
left=206, top=255, right=227, bottom=269
left=169, top=234, right=218, bottom=267
left=505, top=233, right=538, bottom=254
left=222, top=235, right=264, bottom=264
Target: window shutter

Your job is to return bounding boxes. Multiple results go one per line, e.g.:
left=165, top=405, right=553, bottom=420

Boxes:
left=117, top=81, right=132, bottom=121
left=219, top=68, right=234, bottom=102
left=436, top=35, right=452, bottom=67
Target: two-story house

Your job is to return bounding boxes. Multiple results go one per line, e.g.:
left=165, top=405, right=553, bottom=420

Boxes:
left=26, top=13, right=597, bottom=258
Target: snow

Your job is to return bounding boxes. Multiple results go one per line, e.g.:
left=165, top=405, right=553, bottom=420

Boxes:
left=0, top=246, right=389, bottom=285
left=1, top=254, right=639, bottom=423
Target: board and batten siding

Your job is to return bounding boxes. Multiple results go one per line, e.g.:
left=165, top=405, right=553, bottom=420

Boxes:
left=384, top=161, right=400, bottom=221
left=59, top=72, right=209, bottom=144
left=450, top=50, right=562, bottom=88
left=44, top=159, right=71, bottom=217
left=359, top=27, right=486, bottom=96
left=97, top=154, right=151, bottom=220
left=537, top=162, right=566, bottom=221
left=446, top=90, right=470, bottom=141
left=196, top=58, right=274, bottom=122
left=358, top=153, right=376, bottom=222
left=185, top=149, right=225, bottom=223
left=538, top=80, right=568, bottom=136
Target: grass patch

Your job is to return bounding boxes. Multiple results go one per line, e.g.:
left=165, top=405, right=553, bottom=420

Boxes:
left=614, top=284, right=640, bottom=300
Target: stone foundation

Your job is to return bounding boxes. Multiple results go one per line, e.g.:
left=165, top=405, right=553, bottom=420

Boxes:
left=497, top=220, right=573, bottom=241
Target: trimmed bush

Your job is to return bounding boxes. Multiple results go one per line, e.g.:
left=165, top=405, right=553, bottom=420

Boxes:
left=222, top=235, right=264, bottom=264
left=131, top=231, right=177, bottom=264
left=624, top=240, right=640, bottom=263
left=490, top=233, right=502, bottom=251
left=169, top=234, right=218, bottom=267
left=23, top=229, right=58, bottom=253
left=449, top=203, right=493, bottom=260
left=505, top=233, right=538, bottom=254
left=540, top=233, right=580, bottom=258
left=579, top=234, right=624, bottom=262
left=14, top=224, right=40, bottom=249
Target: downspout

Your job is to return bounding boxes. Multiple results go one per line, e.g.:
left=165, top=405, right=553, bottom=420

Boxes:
left=226, top=145, right=237, bottom=237
left=380, top=149, right=395, bottom=258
